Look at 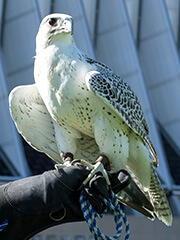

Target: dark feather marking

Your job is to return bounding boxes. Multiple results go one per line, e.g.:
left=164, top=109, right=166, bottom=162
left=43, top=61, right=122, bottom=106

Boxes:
left=86, top=57, right=149, bottom=139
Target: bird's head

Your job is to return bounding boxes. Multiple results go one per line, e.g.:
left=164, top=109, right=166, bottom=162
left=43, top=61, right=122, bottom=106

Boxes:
left=36, top=13, right=74, bottom=54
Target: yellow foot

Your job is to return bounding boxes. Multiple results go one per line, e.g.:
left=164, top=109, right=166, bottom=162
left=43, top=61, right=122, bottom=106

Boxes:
left=72, top=155, right=111, bottom=187
left=55, top=152, right=74, bottom=170
left=55, top=161, right=71, bottom=170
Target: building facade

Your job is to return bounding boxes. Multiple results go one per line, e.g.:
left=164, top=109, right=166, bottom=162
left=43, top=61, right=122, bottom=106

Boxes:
left=0, top=0, right=180, bottom=238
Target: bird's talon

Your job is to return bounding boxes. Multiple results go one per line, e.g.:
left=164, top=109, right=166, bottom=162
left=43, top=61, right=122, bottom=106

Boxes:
left=77, top=159, right=111, bottom=187
left=55, top=163, right=65, bottom=170
left=64, top=152, right=74, bottom=162
left=96, top=154, right=111, bottom=171
left=71, top=159, right=87, bottom=169
left=55, top=152, right=74, bottom=170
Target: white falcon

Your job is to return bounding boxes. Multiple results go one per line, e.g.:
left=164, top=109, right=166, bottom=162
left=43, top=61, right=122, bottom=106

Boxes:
left=9, top=13, right=172, bottom=226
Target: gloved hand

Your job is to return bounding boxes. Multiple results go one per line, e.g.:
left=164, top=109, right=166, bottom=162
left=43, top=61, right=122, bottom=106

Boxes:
left=0, top=166, right=89, bottom=240
left=83, top=170, right=131, bottom=213
left=0, top=165, right=130, bottom=240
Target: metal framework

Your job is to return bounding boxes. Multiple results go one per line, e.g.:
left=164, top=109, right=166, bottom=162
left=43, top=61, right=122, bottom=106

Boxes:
left=0, top=0, right=180, bottom=212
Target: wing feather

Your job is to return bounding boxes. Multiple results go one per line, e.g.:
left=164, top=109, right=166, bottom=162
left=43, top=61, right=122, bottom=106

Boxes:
left=85, top=65, right=158, bottom=167
left=9, top=84, right=62, bottom=163
left=9, top=84, right=100, bottom=165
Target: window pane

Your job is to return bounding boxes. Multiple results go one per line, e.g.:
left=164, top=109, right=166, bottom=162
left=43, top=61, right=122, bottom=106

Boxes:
left=61, top=235, right=71, bottom=240
left=74, top=236, right=85, bottom=240
left=47, top=235, right=56, bottom=240
left=31, top=235, right=41, bottom=240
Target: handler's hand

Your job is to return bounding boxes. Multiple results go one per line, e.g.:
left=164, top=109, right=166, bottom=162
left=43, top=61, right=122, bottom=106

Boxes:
left=0, top=165, right=130, bottom=240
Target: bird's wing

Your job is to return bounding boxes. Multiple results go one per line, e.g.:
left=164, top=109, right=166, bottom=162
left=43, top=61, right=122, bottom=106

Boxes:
left=85, top=66, right=158, bottom=167
left=9, top=84, right=100, bottom=164
left=9, top=84, right=62, bottom=163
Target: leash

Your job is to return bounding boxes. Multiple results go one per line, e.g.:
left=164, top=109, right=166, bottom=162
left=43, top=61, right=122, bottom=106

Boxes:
left=80, top=189, right=130, bottom=240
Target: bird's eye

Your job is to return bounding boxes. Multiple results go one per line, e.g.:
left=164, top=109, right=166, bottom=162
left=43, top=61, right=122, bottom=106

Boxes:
left=48, top=18, right=57, bottom=26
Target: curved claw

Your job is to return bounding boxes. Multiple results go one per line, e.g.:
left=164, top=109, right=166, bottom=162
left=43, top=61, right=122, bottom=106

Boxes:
left=96, top=154, right=111, bottom=171
left=76, top=159, right=111, bottom=188
left=55, top=152, right=74, bottom=170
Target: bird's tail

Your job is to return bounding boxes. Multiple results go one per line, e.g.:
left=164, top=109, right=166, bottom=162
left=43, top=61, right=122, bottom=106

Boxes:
left=148, top=164, right=172, bottom=226
left=117, top=164, right=172, bottom=226
left=117, top=179, right=155, bottom=220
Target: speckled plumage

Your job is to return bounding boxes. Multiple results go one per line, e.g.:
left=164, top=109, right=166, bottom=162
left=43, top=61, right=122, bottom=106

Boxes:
left=9, top=13, right=172, bottom=226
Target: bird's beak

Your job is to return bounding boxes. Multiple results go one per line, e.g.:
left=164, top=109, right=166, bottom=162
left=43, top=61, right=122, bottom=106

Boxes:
left=64, top=18, right=73, bottom=35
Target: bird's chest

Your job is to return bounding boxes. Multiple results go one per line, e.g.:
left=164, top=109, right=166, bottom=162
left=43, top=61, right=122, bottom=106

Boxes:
left=35, top=52, right=95, bottom=135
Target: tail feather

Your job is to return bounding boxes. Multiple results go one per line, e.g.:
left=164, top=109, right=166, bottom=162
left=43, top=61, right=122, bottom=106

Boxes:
left=148, top=165, right=172, bottom=226
left=117, top=176, right=155, bottom=220
left=117, top=164, right=172, bottom=226
left=117, top=182, right=155, bottom=220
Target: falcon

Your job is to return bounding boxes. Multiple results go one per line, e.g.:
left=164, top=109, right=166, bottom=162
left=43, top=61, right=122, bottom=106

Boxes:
left=9, top=13, right=172, bottom=226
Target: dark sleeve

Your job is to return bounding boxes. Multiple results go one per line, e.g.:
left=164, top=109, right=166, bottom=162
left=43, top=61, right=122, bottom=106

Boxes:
left=0, top=167, right=89, bottom=240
